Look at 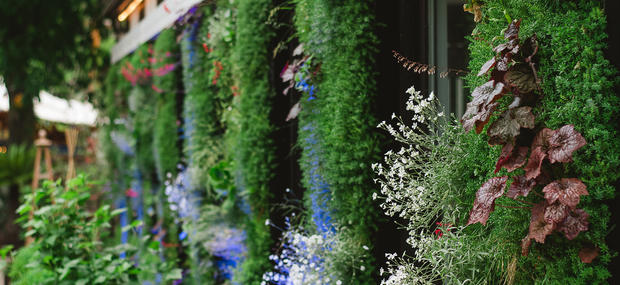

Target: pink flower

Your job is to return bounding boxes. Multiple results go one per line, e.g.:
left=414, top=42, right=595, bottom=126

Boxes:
left=125, top=188, right=138, bottom=198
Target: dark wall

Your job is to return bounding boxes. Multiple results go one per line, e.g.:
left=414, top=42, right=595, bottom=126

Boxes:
left=372, top=0, right=428, bottom=272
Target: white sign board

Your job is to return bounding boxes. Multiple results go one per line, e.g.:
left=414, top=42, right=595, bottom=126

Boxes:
left=110, top=0, right=203, bottom=63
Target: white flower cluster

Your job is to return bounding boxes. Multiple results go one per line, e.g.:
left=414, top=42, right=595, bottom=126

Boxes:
left=262, top=224, right=371, bottom=285
left=372, top=85, right=464, bottom=283
left=262, top=230, right=338, bottom=285
left=164, top=167, right=200, bottom=220
left=372, top=86, right=451, bottom=228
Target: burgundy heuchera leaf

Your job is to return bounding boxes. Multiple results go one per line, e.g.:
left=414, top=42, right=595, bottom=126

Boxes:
left=521, top=235, right=533, bottom=256
left=578, top=246, right=600, bottom=263
left=467, top=176, right=508, bottom=225
left=462, top=81, right=506, bottom=133
left=547, top=125, right=587, bottom=164
left=495, top=144, right=529, bottom=173
left=524, top=128, right=553, bottom=180
left=558, top=208, right=589, bottom=240
left=487, top=106, right=535, bottom=145
left=478, top=57, right=496, bottom=76
left=506, top=175, right=535, bottom=198
left=504, top=64, right=538, bottom=94
left=542, top=178, right=588, bottom=208
left=528, top=202, right=555, bottom=243
left=543, top=202, right=570, bottom=224
left=504, top=19, right=522, bottom=40
left=524, top=147, right=546, bottom=180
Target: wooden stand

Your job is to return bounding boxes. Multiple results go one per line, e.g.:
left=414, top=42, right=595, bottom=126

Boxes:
left=26, top=130, right=54, bottom=245
left=65, top=127, right=79, bottom=184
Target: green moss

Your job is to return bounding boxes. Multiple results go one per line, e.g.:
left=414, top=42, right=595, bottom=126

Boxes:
left=128, top=44, right=157, bottom=179
left=294, top=0, right=380, bottom=282
left=153, top=28, right=181, bottom=181
left=462, top=0, right=619, bottom=283
left=232, top=0, right=276, bottom=283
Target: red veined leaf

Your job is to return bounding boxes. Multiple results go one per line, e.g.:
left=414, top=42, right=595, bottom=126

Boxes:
left=467, top=176, right=508, bottom=225
left=525, top=147, right=546, bottom=180
left=529, top=201, right=555, bottom=243
left=506, top=175, right=536, bottom=198
left=542, top=178, right=588, bottom=208
left=462, top=80, right=506, bottom=133
left=532, top=128, right=554, bottom=150
left=558, top=208, right=589, bottom=240
left=470, top=80, right=506, bottom=108
left=505, top=64, right=538, bottom=94
left=504, top=19, right=522, bottom=40
left=495, top=144, right=528, bottom=173
left=478, top=57, right=496, bottom=76
left=524, top=128, right=554, bottom=180
left=462, top=101, right=500, bottom=134
left=494, top=143, right=514, bottom=173
left=578, top=246, right=600, bottom=263
left=487, top=107, right=535, bottom=145
left=547, top=125, right=587, bottom=164
left=496, top=56, right=509, bottom=72
left=544, top=202, right=570, bottom=224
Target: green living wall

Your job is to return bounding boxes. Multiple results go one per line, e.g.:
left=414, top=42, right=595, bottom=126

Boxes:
left=153, top=28, right=182, bottom=182
left=295, top=0, right=380, bottom=282
left=232, top=0, right=276, bottom=283
left=374, top=0, right=618, bottom=284
left=462, top=0, right=619, bottom=282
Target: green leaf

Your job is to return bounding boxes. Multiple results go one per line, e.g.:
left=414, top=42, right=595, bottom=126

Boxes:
left=45, top=235, right=57, bottom=245
left=0, top=245, right=13, bottom=258
left=164, top=268, right=183, bottom=281
left=110, top=208, right=126, bottom=217
left=130, top=220, right=143, bottom=227
left=94, top=275, right=107, bottom=284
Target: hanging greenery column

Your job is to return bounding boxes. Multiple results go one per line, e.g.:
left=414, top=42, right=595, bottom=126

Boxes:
left=152, top=27, right=182, bottom=262
left=295, top=0, right=380, bottom=283
left=233, top=0, right=276, bottom=283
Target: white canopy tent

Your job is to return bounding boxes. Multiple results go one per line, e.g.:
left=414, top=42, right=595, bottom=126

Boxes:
left=0, top=84, right=98, bottom=126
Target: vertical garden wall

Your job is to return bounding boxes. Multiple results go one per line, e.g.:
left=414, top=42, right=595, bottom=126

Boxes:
left=77, top=0, right=619, bottom=284
left=464, top=0, right=619, bottom=282
left=293, top=0, right=381, bottom=283
left=232, top=0, right=277, bottom=283
left=374, top=0, right=619, bottom=284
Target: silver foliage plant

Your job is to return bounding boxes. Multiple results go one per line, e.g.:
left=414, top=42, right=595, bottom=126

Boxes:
left=372, top=86, right=499, bottom=284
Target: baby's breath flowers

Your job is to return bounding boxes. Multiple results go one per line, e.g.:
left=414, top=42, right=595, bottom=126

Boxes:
left=262, top=219, right=371, bottom=285
left=373, top=85, right=472, bottom=283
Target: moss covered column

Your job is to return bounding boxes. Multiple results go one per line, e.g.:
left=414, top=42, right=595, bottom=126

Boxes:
left=152, top=27, right=182, bottom=262
left=295, top=0, right=380, bottom=283
left=232, top=0, right=276, bottom=283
